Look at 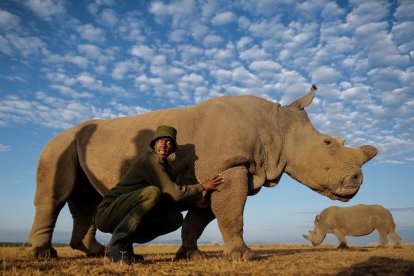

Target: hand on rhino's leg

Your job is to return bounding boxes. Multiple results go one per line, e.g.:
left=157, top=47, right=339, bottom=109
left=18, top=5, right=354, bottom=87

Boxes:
left=210, top=167, right=258, bottom=261
left=175, top=207, right=215, bottom=260
left=28, top=203, right=64, bottom=259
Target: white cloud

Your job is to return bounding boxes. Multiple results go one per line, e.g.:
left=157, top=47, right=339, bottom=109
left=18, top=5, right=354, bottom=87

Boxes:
left=392, top=21, right=414, bottom=47
left=311, top=66, right=340, bottom=84
left=111, top=60, right=143, bottom=80
left=232, top=66, right=260, bottom=88
left=210, top=69, right=232, bottom=84
left=169, top=29, right=187, bottom=42
left=340, top=86, right=370, bottom=102
left=249, top=60, right=281, bottom=72
left=49, top=84, right=94, bottom=99
left=150, top=65, right=185, bottom=82
left=0, top=143, right=11, bottom=152
left=0, top=10, right=20, bottom=31
left=24, top=0, right=66, bottom=20
left=64, top=54, right=89, bottom=68
left=274, top=70, right=309, bottom=105
left=204, top=45, right=235, bottom=62
left=181, top=73, right=205, bottom=85
left=77, top=24, right=105, bottom=43
left=0, top=33, right=45, bottom=57
left=77, top=72, right=97, bottom=87
left=239, top=45, right=270, bottom=61
left=131, top=45, right=154, bottom=60
left=87, top=0, right=115, bottom=15
left=394, top=0, right=414, bottom=21
left=190, top=23, right=209, bottom=40
left=203, top=34, right=223, bottom=48
left=236, top=36, right=253, bottom=50
left=149, top=0, right=196, bottom=26
left=345, top=0, right=390, bottom=30
left=353, top=22, right=409, bottom=68
left=211, top=11, right=235, bottom=26
left=321, top=1, right=345, bottom=20
left=100, top=9, right=117, bottom=26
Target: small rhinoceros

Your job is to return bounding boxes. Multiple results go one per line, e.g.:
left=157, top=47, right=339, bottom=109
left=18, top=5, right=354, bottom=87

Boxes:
left=303, top=204, right=401, bottom=248
left=28, top=86, right=378, bottom=260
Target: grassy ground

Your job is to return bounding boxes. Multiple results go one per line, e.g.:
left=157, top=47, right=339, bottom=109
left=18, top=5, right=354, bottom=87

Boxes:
left=1, top=244, right=414, bottom=275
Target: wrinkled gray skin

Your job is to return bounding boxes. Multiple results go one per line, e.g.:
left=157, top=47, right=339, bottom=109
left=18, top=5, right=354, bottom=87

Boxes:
left=28, top=86, right=378, bottom=260
left=303, top=204, right=402, bottom=248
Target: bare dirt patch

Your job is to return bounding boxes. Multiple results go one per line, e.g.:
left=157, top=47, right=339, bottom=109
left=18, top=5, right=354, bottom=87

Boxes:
left=1, top=244, right=413, bottom=275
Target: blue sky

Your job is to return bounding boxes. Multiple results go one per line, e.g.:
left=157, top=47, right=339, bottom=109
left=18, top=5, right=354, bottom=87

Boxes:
left=0, top=0, right=413, bottom=246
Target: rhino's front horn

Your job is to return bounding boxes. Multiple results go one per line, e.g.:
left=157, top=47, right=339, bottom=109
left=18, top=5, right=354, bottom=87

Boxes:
left=360, top=145, right=378, bottom=164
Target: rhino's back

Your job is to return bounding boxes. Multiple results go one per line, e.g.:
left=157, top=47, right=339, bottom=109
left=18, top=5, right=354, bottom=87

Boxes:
left=320, top=205, right=377, bottom=236
left=71, top=96, right=279, bottom=190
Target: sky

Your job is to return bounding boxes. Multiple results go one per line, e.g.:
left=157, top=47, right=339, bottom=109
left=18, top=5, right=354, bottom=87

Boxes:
left=0, top=0, right=413, bottom=248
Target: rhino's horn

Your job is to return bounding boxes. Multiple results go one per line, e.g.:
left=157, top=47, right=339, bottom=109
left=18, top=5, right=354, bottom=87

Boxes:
left=289, top=85, right=317, bottom=110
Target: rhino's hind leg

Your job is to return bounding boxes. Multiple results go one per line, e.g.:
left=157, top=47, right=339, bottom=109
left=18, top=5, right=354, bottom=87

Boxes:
left=175, top=207, right=215, bottom=260
left=376, top=225, right=390, bottom=248
left=389, top=228, right=402, bottom=248
left=29, top=140, right=79, bottom=259
left=210, top=167, right=257, bottom=260
left=28, top=202, right=65, bottom=259
left=67, top=169, right=104, bottom=256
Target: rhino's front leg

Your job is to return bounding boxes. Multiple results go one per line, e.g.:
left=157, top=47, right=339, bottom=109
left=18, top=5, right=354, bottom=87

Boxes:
left=210, top=167, right=257, bottom=260
left=175, top=207, right=215, bottom=260
left=333, top=229, right=349, bottom=249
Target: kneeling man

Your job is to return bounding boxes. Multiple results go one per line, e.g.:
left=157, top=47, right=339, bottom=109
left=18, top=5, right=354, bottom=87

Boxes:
left=95, top=125, right=223, bottom=264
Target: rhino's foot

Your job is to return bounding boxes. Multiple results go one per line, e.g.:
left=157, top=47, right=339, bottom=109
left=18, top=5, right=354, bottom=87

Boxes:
left=226, top=249, right=259, bottom=261
left=175, top=246, right=208, bottom=260
left=70, top=240, right=105, bottom=257
left=27, top=246, right=58, bottom=259
left=337, top=243, right=349, bottom=249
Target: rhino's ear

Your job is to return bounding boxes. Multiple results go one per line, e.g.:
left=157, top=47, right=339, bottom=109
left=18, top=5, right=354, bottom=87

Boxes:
left=333, top=136, right=345, bottom=145
left=289, top=84, right=317, bottom=110
left=360, top=145, right=378, bottom=164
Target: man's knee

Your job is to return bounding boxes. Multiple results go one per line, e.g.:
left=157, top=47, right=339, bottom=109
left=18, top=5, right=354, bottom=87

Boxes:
left=141, top=186, right=161, bottom=202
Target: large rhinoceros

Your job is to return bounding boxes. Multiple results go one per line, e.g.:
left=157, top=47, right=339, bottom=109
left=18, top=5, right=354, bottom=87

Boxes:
left=28, top=86, right=377, bottom=260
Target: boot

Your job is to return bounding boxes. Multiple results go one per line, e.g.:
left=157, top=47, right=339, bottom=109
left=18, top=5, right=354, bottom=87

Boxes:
left=107, top=213, right=140, bottom=264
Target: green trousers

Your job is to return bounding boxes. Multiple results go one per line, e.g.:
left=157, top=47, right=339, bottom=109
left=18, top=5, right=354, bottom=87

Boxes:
left=95, top=186, right=183, bottom=239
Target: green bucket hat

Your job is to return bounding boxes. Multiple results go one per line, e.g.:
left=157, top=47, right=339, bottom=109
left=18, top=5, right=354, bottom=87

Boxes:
left=150, top=125, right=178, bottom=152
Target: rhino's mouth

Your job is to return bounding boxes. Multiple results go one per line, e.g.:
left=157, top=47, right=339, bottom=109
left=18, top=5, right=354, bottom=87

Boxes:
left=331, top=192, right=356, bottom=202
left=331, top=171, right=363, bottom=201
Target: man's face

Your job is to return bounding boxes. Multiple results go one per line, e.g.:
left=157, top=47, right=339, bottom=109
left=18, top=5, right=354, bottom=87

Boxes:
left=154, top=137, right=174, bottom=159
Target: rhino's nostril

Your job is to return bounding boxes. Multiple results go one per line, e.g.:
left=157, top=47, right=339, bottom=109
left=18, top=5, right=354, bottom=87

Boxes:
left=352, top=173, right=363, bottom=184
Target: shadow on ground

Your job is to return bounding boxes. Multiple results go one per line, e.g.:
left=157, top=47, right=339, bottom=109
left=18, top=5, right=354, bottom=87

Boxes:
left=337, top=256, right=414, bottom=275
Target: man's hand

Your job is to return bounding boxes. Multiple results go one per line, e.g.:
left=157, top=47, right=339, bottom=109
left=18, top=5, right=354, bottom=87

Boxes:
left=201, top=175, right=224, bottom=191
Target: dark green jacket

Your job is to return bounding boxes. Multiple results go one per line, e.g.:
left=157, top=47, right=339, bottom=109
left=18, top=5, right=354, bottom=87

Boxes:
left=98, top=150, right=203, bottom=209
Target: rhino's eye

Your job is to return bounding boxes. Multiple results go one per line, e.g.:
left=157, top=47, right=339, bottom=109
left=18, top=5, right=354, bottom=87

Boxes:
left=323, top=139, right=332, bottom=146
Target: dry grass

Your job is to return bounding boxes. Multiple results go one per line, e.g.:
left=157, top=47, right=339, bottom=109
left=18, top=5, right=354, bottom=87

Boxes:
left=1, top=244, right=414, bottom=275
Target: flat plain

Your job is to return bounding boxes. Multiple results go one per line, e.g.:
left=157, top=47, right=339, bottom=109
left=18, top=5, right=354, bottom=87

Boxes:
left=1, top=244, right=414, bottom=275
